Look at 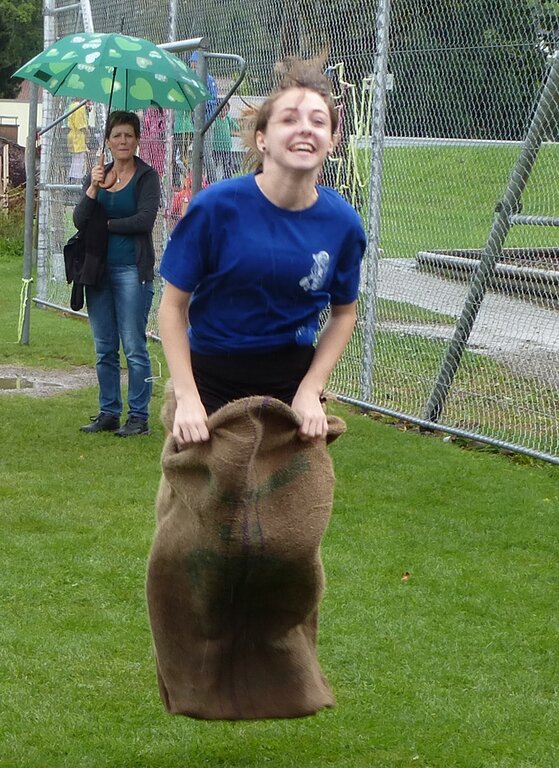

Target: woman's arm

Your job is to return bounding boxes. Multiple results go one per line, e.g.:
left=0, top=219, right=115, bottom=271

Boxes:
left=158, top=282, right=210, bottom=445
left=291, top=301, right=357, bottom=439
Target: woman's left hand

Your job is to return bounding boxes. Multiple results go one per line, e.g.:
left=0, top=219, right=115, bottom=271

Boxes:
left=291, top=386, right=328, bottom=440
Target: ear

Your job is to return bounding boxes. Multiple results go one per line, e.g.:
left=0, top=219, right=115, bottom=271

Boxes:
left=255, top=129, right=266, bottom=154
left=329, top=131, right=340, bottom=154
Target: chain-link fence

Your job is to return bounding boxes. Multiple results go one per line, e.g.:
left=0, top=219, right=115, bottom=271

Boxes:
left=35, top=0, right=559, bottom=462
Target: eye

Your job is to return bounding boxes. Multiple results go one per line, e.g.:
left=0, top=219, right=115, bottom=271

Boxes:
left=312, top=114, right=328, bottom=127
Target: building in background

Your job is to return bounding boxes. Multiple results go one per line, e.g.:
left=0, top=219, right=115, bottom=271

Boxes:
left=0, top=80, right=43, bottom=148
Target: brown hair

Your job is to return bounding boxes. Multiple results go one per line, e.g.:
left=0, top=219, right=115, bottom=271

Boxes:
left=243, top=61, right=338, bottom=172
left=105, top=110, right=141, bottom=141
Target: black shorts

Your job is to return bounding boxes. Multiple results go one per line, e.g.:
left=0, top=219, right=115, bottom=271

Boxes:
left=191, top=345, right=315, bottom=415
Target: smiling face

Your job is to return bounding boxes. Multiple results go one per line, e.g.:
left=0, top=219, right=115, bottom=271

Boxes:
left=255, top=88, right=335, bottom=177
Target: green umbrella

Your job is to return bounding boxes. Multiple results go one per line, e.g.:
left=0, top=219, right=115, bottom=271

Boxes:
left=13, top=32, right=209, bottom=112
left=14, top=32, right=209, bottom=188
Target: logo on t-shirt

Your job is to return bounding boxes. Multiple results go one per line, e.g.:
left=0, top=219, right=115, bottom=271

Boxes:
left=299, top=250, right=330, bottom=291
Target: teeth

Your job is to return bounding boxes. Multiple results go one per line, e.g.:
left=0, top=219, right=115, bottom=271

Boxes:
left=292, top=143, right=313, bottom=152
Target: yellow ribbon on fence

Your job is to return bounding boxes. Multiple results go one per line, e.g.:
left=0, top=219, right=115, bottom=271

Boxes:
left=16, top=277, right=34, bottom=343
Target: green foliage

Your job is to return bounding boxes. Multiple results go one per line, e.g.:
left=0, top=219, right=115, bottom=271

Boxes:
left=387, top=0, right=544, bottom=140
left=0, top=0, right=42, bottom=98
left=178, top=0, right=548, bottom=141
left=530, top=0, right=559, bottom=51
left=0, top=188, right=25, bottom=261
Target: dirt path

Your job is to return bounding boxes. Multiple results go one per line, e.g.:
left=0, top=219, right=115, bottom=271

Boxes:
left=0, top=365, right=97, bottom=397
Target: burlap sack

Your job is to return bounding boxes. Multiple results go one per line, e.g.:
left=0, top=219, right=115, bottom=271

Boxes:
left=146, top=385, right=346, bottom=720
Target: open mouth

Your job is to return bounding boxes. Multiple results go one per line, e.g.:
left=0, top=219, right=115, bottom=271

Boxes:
left=290, top=143, right=315, bottom=154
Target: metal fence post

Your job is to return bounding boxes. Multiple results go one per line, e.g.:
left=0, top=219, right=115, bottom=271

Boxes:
left=20, top=84, right=39, bottom=345
left=360, top=0, right=391, bottom=401
left=36, top=0, right=56, bottom=305
left=161, top=0, right=177, bottom=245
left=191, top=45, right=209, bottom=197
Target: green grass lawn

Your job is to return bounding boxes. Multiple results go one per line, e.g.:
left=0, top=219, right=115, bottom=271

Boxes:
left=1, top=230, right=559, bottom=767
left=350, top=144, right=559, bottom=259
left=332, top=313, right=559, bottom=458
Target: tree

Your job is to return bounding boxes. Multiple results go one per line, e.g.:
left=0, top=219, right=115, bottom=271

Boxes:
left=386, top=0, right=545, bottom=140
left=0, top=0, right=43, bottom=98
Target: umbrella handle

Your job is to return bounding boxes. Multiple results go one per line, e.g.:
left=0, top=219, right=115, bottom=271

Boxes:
left=97, top=149, right=117, bottom=190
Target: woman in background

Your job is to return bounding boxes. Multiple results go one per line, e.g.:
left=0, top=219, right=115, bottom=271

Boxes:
left=74, top=110, right=160, bottom=437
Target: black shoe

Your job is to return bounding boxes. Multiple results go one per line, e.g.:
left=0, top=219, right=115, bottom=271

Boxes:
left=80, top=413, right=120, bottom=433
left=114, top=416, right=150, bottom=437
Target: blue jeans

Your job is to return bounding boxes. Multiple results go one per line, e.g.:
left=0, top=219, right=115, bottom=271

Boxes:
left=85, top=265, right=154, bottom=420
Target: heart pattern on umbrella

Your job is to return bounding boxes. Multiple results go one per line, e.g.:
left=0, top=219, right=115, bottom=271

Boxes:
left=13, top=32, right=210, bottom=112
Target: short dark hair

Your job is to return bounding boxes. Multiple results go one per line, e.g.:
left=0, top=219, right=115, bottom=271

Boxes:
left=105, top=111, right=140, bottom=141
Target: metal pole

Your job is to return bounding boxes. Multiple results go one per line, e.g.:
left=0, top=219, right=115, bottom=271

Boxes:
left=191, top=45, right=209, bottom=197
left=168, top=0, right=177, bottom=61
left=203, top=53, right=247, bottom=130
left=36, top=0, right=56, bottom=304
left=360, top=0, right=391, bottom=401
left=80, top=0, right=106, bottom=140
left=79, top=0, right=94, bottom=29
left=156, top=37, right=209, bottom=200
left=424, top=50, right=559, bottom=423
left=20, top=84, right=39, bottom=344
left=159, top=37, right=206, bottom=55
left=168, top=47, right=245, bottom=200
left=161, top=0, right=178, bottom=244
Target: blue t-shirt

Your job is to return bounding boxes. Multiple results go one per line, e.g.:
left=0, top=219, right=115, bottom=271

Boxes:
left=98, top=176, right=137, bottom=266
left=160, top=174, right=366, bottom=354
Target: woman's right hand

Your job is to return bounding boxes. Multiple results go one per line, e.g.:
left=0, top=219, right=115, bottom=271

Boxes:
left=89, top=164, right=105, bottom=189
left=86, top=164, right=105, bottom=198
left=173, top=394, right=210, bottom=447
